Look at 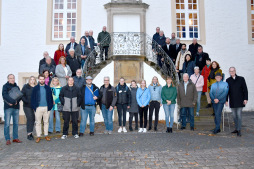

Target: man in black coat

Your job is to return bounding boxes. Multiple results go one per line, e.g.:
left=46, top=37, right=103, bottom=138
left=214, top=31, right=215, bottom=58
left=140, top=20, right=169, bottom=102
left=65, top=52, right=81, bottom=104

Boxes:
left=39, top=51, right=56, bottom=73
left=65, top=36, right=78, bottom=57
left=172, top=38, right=182, bottom=64
left=194, top=45, right=209, bottom=71
left=188, top=38, right=200, bottom=59
left=162, top=38, right=174, bottom=61
left=226, top=67, right=248, bottom=137
left=66, top=48, right=81, bottom=77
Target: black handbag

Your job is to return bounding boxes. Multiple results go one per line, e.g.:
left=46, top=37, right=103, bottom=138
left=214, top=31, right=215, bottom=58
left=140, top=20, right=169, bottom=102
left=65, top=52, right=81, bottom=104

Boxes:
left=57, top=103, right=63, bottom=112
left=8, top=87, right=23, bottom=101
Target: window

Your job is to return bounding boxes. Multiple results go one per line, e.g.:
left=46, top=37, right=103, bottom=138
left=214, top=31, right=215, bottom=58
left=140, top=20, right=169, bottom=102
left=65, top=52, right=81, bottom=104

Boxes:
left=176, top=0, right=199, bottom=40
left=52, top=0, right=77, bottom=40
left=251, top=0, right=254, bottom=40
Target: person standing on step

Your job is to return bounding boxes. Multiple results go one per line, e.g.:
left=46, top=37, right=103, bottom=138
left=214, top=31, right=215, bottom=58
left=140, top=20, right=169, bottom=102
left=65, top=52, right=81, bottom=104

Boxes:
left=161, top=77, right=177, bottom=133
left=48, top=77, right=62, bottom=134
left=79, top=76, right=99, bottom=136
left=21, top=76, right=37, bottom=140
left=177, top=73, right=198, bottom=131
left=148, top=76, right=162, bottom=131
left=226, top=67, right=248, bottom=137
left=128, top=80, right=139, bottom=131
left=175, top=44, right=191, bottom=80
left=201, top=58, right=212, bottom=108
left=97, top=26, right=111, bottom=60
left=190, top=67, right=204, bottom=117
left=31, top=74, right=53, bottom=143
left=136, top=80, right=151, bottom=133
left=98, top=76, right=117, bottom=135
left=115, top=78, right=131, bottom=133
left=59, top=77, right=81, bottom=139
left=209, top=72, right=229, bottom=134
left=2, top=74, right=23, bottom=145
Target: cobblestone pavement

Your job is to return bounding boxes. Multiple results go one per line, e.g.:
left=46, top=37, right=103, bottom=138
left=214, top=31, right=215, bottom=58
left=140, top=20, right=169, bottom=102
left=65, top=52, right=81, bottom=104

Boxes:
left=0, top=112, right=254, bottom=169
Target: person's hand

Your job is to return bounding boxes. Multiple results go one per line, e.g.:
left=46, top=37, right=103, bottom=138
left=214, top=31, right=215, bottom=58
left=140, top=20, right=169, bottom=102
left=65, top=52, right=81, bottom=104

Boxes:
left=244, top=100, right=248, bottom=105
left=97, top=43, right=100, bottom=46
left=81, top=55, right=84, bottom=58
left=127, top=106, right=130, bottom=109
left=161, top=58, right=164, bottom=62
left=193, top=103, right=196, bottom=106
left=15, top=102, right=17, bottom=105
left=114, top=106, right=117, bottom=109
left=160, top=104, right=162, bottom=107
left=176, top=66, right=179, bottom=70
left=65, top=76, right=69, bottom=79
left=158, top=45, right=161, bottom=48
left=93, top=96, right=98, bottom=100
left=53, top=101, right=55, bottom=105
left=142, top=105, right=145, bottom=108
left=84, top=55, right=87, bottom=58
left=167, top=100, right=171, bottom=105
left=109, top=106, right=114, bottom=111
left=225, top=102, right=228, bottom=107
left=156, top=52, right=158, bottom=55
left=173, top=59, right=175, bottom=62
left=176, top=70, right=179, bottom=73
left=214, top=99, right=219, bottom=104
left=152, top=49, right=155, bottom=52
left=8, top=103, right=13, bottom=106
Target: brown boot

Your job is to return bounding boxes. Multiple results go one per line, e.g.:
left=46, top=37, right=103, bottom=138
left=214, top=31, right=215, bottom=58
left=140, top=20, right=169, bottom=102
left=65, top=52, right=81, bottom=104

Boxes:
left=6, top=140, right=11, bottom=145
left=45, top=136, right=51, bottom=141
left=35, top=137, right=41, bottom=143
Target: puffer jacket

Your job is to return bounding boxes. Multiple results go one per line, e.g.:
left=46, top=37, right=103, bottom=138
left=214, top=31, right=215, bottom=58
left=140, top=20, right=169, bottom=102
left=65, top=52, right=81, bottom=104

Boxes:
left=59, top=85, right=81, bottom=112
left=115, top=83, right=131, bottom=106
left=2, top=82, right=21, bottom=110
left=128, top=87, right=139, bottom=113
left=21, top=83, right=34, bottom=108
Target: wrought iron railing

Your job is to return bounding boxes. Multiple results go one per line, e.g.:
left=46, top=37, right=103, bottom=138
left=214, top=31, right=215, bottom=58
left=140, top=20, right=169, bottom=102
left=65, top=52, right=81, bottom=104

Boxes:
left=82, top=32, right=179, bottom=85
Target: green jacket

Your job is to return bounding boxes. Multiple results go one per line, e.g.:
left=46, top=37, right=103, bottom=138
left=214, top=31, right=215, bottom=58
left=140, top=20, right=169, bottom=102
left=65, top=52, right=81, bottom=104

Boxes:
left=97, top=31, right=111, bottom=47
left=161, top=85, right=177, bottom=104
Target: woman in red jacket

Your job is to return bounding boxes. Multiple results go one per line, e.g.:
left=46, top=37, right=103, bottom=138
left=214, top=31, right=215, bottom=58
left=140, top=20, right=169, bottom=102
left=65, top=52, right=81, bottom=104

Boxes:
left=54, top=43, right=66, bottom=65
left=201, top=58, right=212, bottom=108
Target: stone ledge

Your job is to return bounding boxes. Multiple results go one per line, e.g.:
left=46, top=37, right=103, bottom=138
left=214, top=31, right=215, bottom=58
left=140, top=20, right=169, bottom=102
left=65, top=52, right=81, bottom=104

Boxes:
left=104, top=2, right=149, bottom=9
left=112, top=55, right=146, bottom=61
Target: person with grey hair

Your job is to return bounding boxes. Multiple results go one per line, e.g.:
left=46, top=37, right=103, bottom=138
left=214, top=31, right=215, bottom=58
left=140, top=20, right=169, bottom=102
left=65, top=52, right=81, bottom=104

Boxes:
left=190, top=66, right=204, bottom=116
left=170, top=33, right=176, bottom=45
left=39, top=51, right=56, bottom=73
left=98, top=76, right=117, bottom=134
left=177, top=73, right=198, bottom=131
left=39, top=56, right=56, bottom=75
left=66, top=48, right=81, bottom=77
left=65, top=36, right=78, bottom=57
left=226, top=67, right=248, bottom=136
left=172, top=38, right=182, bottom=64
left=73, top=69, right=85, bottom=89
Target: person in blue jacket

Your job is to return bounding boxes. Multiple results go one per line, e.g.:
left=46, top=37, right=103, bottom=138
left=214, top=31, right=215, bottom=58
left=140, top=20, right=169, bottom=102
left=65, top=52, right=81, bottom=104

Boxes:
left=180, top=54, right=195, bottom=77
left=136, top=80, right=151, bottom=133
left=210, top=72, right=229, bottom=134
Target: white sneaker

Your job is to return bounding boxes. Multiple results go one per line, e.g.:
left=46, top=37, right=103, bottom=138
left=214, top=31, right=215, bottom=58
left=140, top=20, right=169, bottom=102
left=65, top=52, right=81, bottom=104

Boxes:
left=143, top=128, right=147, bottom=133
left=74, top=134, right=79, bottom=139
left=138, top=128, right=143, bottom=133
left=104, top=130, right=109, bottom=134
left=61, top=135, right=67, bottom=139
left=108, top=131, right=113, bottom=135
left=118, top=127, right=123, bottom=133
left=123, top=127, right=127, bottom=133
left=196, top=112, right=200, bottom=116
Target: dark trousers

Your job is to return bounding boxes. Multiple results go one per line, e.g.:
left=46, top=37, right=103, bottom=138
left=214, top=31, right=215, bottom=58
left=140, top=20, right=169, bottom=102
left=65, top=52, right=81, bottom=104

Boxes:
left=149, top=101, right=160, bottom=128
left=139, top=105, right=148, bottom=128
left=117, top=104, right=127, bottom=126
left=63, top=111, right=78, bottom=135
left=129, top=112, right=138, bottom=129
left=23, top=107, right=35, bottom=133
left=100, top=46, right=109, bottom=60
left=213, top=103, right=224, bottom=131
left=157, top=55, right=162, bottom=68
left=181, top=107, right=194, bottom=128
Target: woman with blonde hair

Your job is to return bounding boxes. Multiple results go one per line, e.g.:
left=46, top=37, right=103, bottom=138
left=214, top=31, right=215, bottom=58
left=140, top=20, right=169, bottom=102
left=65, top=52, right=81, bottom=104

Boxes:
left=136, top=80, right=151, bottom=133
left=21, top=76, right=37, bottom=140
left=54, top=43, right=66, bottom=65
left=55, top=56, right=72, bottom=87
left=48, top=77, right=62, bottom=134
left=161, top=76, right=177, bottom=133
left=148, top=76, right=162, bottom=131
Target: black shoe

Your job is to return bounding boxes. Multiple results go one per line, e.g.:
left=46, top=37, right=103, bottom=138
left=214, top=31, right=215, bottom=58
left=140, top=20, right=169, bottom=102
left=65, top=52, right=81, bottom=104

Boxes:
left=129, top=127, right=133, bottom=131
left=231, top=130, right=238, bottom=134
left=191, top=127, right=194, bottom=131
left=181, top=127, right=186, bottom=130
left=148, top=127, right=152, bottom=131
left=169, top=128, right=172, bottom=133
left=27, top=134, right=34, bottom=140
left=79, top=133, right=84, bottom=137
left=213, top=129, right=221, bottom=134
left=237, top=130, right=241, bottom=137
left=48, top=132, right=52, bottom=134
left=154, top=127, right=157, bottom=131
left=206, top=104, right=212, bottom=108
left=90, top=132, right=94, bottom=136
left=135, top=126, right=138, bottom=130
left=56, top=131, right=60, bottom=133
left=166, top=127, right=170, bottom=133
left=211, top=113, right=215, bottom=116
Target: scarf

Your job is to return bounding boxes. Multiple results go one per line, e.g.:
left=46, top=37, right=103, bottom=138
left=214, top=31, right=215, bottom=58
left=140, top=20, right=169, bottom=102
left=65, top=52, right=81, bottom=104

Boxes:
left=208, top=67, right=219, bottom=81
left=45, top=77, right=49, bottom=85
left=184, top=60, right=190, bottom=73
left=181, top=49, right=186, bottom=55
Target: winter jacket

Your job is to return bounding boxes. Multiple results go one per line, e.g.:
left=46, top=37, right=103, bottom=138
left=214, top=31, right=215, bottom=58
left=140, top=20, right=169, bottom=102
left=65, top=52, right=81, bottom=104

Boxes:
left=136, top=87, right=151, bottom=107
left=177, top=81, right=198, bottom=108
left=73, top=76, right=86, bottom=89
left=65, top=42, right=78, bottom=56
left=59, top=85, right=81, bottom=112
left=54, top=49, right=66, bottom=65
left=31, top=84, right=53, bottom=111
left=162, top=44, right=175, bottom=61
left=190, top=74, right=204, bottom=92
left=201, top=65, right=211, bottom=92
left=210, top=81, right=229, bottom=104
left=128, top=87, right=139, bottom=113
left=194, top=52, right=209, bottom=71
left=55, top=64, right=72, bottom=87
left=21, top=83, right=34, bottom=108
left=226, top=75, right=248, bottom=108
left=161, top=85, right=177, bottom=104
left=98, top=84, right=117, bottom=109
left=175, top=50, right=191, bottom=70
left=188, top=43, right=200, bottom=59
left=39, top=57, right=56, bottom=73
left=180, top=61, right=195, bottom=77
left=2, top=82, right=21, bottom=110
left=207, top=68, right=222, bottom=91
left=115, top=83, right=131, bottom=106
left=80, top=84, right=99, bottom=109
left=148, top=84, right=162, bottom=103
left=51, top=85, right=62, bottom=111
left=156, top=36, right=166, bottom=47
left=172, top=43, right=182, bottom=62
left=39, top=63, right=56, bottom=75
left=66, top=55, right=81, bottom=77
left=97, top=31, right=111, bottom=47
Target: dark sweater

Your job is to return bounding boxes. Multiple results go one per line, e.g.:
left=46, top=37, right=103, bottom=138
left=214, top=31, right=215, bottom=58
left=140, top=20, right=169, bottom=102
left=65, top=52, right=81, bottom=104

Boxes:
left=21, top=84, right=34, bottom=108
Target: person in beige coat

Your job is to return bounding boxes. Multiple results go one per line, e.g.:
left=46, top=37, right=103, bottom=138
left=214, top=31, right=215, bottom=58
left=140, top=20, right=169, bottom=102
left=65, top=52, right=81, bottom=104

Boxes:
left=175, top=44, right=191, bottom=78
left=177, top=73, right=198, bottom=131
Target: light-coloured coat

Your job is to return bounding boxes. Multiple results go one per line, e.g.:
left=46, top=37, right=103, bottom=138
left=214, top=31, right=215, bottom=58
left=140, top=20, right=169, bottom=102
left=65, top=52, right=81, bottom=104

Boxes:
left=55, top=64, right=72, bottom=87
left=175, top=50, right=191, bottom=70
left=190, top=74, right=204, bottom=92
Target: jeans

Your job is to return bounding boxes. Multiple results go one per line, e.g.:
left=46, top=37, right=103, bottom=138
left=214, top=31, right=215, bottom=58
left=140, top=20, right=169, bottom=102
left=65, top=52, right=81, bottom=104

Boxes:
left=139, top=105, right=148, bottom=128
left=63, top=111, right=78, bottom=135
left=213, top=103, right=224, bottom=131
left=48, top=110, right=61, bottom=132
left=23, top=107, right=35, bottom=133
left=181, top=107, right=194, bottom=127
left=81, top=59, right=86, bottom=69
left=4, top=108, right=19, bottom=141
left=149, top=101, right=160, bottom=128
left=129, top=112, right=138, bottom=129
left=231, top=107, right=243, bottom=131
left=80, top=106, right=96, bottom=133
left=101, top=104, right=113, bottom=131
left=196, top=91, right=202, bottom=113
left=163, top=104, right=175, bottom=128
left=117, top=104, right=127, bottom=127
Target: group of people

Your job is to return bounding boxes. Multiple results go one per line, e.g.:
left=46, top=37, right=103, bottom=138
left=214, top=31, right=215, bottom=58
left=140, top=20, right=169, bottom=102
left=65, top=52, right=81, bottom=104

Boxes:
left=2, top=27, right=248, bottom=146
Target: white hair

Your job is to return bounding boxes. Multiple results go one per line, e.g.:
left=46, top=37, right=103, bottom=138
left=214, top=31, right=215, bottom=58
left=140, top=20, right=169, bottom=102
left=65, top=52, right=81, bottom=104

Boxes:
left=76, top=69, right=82, bottom=73
left=68, top=48, right=75, bottom=52
left=194, top=66, right=199, bottom=70
left=104, top=76, right=110, bottom=80
left=229, top=67, right=236, bottom=71
left=70, top=36, right=75, bottom=40
left=43, top=51, right=48, bottom=55
left=45, top=56, right=51, bottom=60
left=183, top=73, right=189, bottom=78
